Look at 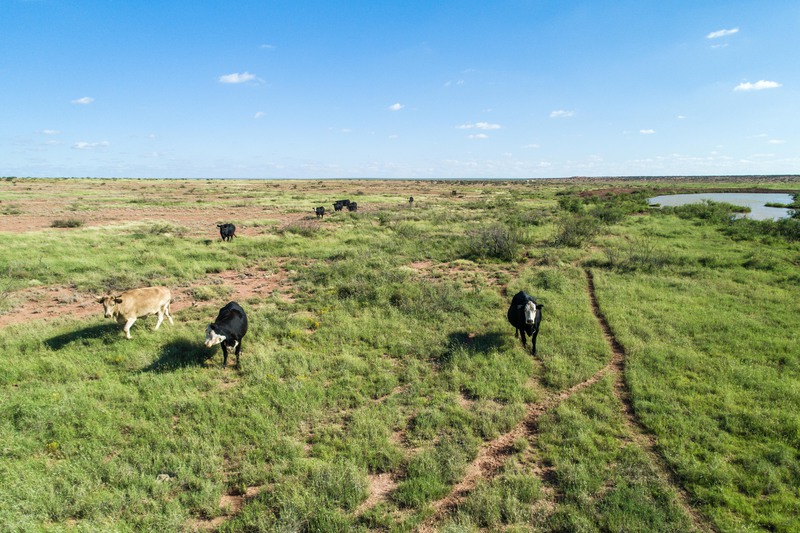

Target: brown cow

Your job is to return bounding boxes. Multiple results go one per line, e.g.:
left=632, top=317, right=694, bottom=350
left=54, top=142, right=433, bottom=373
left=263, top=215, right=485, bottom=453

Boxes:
left=96, top=287, right=173, bottom=339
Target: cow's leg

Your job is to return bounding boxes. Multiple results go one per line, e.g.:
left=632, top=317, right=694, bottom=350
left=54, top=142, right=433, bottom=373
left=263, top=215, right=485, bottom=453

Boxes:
left=530, top=330, right=539, bottom=356
left=234, top=341, right=242, bottom=368
left=154, top=310, right=164, bottom=330
left=221, top=344, right=229, bottom=367
left=520, top=330, right=527, bottom=349
left=164, top=303, right=174, bottom=325
left=514, top=328, right=519, bottom=339
left=123, top=318, right=136, bottom=339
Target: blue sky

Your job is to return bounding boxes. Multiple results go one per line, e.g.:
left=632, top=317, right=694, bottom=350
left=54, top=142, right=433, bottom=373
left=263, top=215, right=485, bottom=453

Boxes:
left=2, top=1, right=798, bottom=179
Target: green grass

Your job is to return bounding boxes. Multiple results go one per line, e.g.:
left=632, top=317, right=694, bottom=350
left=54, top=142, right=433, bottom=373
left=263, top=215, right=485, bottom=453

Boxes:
left=1, top=177, right=799, bottom=531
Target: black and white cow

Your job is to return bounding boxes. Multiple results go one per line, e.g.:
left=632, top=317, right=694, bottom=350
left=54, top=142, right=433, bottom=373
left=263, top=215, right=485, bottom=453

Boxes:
left=315, top=206, right=326, bottom=218
left=204, top=301, right=249, bottom=367
left=507, top=291, right=543, bottom=355
left=216, top=223, right=236, bottom=241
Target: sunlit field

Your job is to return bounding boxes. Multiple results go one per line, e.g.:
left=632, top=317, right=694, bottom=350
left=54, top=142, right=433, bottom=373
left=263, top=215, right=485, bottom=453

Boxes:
left=1, top=176, right=798, bottom=532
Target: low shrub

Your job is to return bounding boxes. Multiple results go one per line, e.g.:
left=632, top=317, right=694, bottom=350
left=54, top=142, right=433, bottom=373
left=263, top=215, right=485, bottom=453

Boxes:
left=51, top=218, right=84, bottom=228
left=551, top=215, right=602, bottom=247
left=465, top=224, right=521, bottom=261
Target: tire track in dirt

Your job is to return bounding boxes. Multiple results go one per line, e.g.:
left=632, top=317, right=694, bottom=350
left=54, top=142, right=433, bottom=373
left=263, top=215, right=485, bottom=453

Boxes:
left=585, top=269, right=714, bottom=532
left=416, top=270, right=713, bottom=531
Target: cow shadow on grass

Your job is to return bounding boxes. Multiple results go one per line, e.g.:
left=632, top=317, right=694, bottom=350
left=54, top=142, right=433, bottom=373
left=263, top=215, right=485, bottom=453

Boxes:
left=140, top=338, right=218, bottom=373
left=438, top=330, right=508, bottom=365
left=45, top=323, right=121, bottom=350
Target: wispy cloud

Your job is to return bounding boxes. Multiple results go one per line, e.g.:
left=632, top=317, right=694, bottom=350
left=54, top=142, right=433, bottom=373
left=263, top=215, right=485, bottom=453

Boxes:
left=734, top=80, right=782, bottom=91
left=219, top=72, right=258, bottom=84
left=677, top=115, right=686, bottom=120
left=549, top=109, right=574, bottom=118
left=388, top=103, right=404, bottom=111
left=456, top=122, right=501, bottom=130
left=525, top=143, right=540, bottom=149
left=73, top=141, right=109, bottom=150
left=467, top=133, right=489, bottom=139
left=254, top=111, right=266, bottom=119
left=769, top=139, right=785, bottom=144
left=260, top=44, right=276, bottom=50
left=707, top=28, right=739, bottom=39
left=72, top=97, right=94, bottom=105
left=42, top=129, right=61, bottom=135
left=640, top=129, right=655, bottom=135
left=444, top=79, right=464, bottom=87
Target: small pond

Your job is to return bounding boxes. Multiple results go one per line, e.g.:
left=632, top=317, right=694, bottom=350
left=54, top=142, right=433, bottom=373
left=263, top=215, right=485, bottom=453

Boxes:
left=649, top=192, right=795, bottom=221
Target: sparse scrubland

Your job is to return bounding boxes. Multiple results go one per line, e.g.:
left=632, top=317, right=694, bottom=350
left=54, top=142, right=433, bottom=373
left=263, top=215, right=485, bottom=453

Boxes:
left=0, top=176, right=798, bottom=531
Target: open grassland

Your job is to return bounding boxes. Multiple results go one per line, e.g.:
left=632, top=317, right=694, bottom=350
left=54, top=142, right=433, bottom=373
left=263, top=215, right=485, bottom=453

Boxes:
left=0, top=176, right=798, bottom=532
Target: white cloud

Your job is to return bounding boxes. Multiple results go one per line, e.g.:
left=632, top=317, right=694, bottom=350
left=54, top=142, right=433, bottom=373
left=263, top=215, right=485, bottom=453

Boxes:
left=769, top=139, right=785, bottom=144
left=677, top=115, right=686, bottom=120
left=640, top=129, right=655, bottom=135
left=72, top=97, right=94, bottom=105
left=444, top=79, right=465, bottom=87
left=734, top=80, right=782, bottom=91
left=260, top=44, right=275, bottom=50
left=467, top=133, right=489, bottom=139
left=73, top=141, right=109, bottom=150
left=707, top=28, right=739, bottom=39
left=42, top=129, right=61, bottom=135
left=549, top=109, right=574, bottom=118
left=388, top=103, right=404, bottom=111
left=254, top=111, right=266, bottom=119
left=525, top=143, right=540, bottom=149
left=457, top=122, right=501, bottom=130
left=219, top=72, right=257, bottom=84
left=341, top=128, right=352, bottom=133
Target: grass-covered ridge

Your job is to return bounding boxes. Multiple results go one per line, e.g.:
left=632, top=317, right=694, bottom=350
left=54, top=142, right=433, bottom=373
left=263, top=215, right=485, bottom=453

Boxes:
left=1, top=176, right=799, bottom=531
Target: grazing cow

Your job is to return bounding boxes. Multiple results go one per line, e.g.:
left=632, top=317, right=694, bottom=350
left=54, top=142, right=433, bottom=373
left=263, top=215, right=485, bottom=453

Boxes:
left=96, top=286, right=173, bottom=339
left=347, top=202, right=358, bottom=212
left=315, top=206, right=326, bottom=218
left=408, top=196, right=414, bottom=205
left=333, top=199, right=351, bottom=212
left=217, top=223, right=236, bottom=241
left=507, top=291, right=543, bottom=355
left=204, top=301, right=249, bottom=367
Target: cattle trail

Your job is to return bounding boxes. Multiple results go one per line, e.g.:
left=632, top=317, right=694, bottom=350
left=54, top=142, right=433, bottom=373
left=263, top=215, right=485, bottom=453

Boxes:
left=416, top=270, right=713, bottom=531
left=584, top=269, right=713, bottom=532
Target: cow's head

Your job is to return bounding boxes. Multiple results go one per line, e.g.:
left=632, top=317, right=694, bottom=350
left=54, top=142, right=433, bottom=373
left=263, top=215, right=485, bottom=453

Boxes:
left=523, top=300, right=537, bottom=325
left=96, top=295, right=119, bottom=318
left=205, top=325, right=226, bottom=347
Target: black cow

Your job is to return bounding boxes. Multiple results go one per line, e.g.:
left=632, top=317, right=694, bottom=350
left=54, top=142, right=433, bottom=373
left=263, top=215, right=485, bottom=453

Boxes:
left=315, top=206, right=326, bottom=218
left=216, top=223, right=236, bottom=241
left=204, top=301, right=249, bottom=367
left=347, top=202, right=358, bottom=212
left=408, top=196, right=414, bottom=205
left=333, top=199, right=351, bottom=212
left=507, top=291, right=543, bottom=355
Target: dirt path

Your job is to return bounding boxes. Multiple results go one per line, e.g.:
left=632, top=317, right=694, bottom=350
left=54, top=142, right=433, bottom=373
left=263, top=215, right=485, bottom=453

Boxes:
left=585, top=269, right=714, bottom=532
left=412, top=269, right=713, bottom=531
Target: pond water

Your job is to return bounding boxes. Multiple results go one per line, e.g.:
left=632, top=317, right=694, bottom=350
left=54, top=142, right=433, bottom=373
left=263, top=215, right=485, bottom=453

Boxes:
left=649, top=192, right=795, bottom=221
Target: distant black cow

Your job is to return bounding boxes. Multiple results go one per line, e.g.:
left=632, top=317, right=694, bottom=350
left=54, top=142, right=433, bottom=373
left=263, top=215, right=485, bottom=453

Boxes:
left=216, top=223, right=236, bottom=241
left=408, top=196, right=414, bottom=205
left=507, top=291, right=543, bottom=355
left=204, top=301, right=249, bottom=367
left=315, top=206, right=325, bottom=218
left=333, top=199, right=351, bottom=212
left=347, top=202, right=358, bottom=212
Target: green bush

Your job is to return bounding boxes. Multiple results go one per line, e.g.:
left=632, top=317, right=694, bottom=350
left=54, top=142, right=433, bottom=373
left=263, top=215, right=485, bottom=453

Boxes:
left=465, top=224, right=521, bottom=261
left=50, top=218, right=84, bottom=228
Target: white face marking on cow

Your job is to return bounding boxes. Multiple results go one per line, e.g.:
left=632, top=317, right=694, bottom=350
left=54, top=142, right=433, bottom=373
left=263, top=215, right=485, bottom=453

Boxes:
left=524, top=301, right=537, bottom=325
left=204, top=325, right=226, bottom=347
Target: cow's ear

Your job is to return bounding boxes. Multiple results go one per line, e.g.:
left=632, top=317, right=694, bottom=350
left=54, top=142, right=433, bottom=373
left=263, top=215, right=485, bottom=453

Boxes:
left=538, top=303, right=544, bottom=308
left=95, top=296, right=105, bottom=303
left=113, top=297, right=123, bottom=303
